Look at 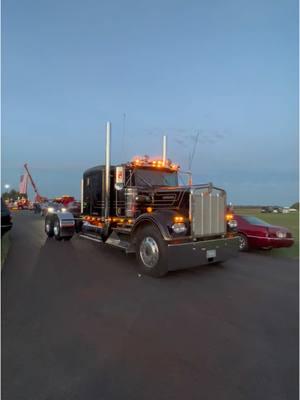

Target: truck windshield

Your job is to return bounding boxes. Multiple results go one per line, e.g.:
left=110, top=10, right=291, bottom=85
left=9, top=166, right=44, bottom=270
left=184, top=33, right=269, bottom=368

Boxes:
left=134, top=169, right=178, bottom=187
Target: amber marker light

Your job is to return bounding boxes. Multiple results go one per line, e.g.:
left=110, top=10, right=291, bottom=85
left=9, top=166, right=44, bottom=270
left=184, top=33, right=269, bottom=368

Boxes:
left=174, top=216, right=184, bottom=223
left=226, top=213, right=234, bottom=221
left=147, top=207, right=153, bottom=213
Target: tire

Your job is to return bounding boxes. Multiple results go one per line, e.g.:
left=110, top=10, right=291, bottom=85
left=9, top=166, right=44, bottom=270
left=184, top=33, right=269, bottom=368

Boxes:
left=135, top=225, right=168, bottom=277
left=45, top=217, right=54, bottom=238
left=238, top=233, right=248, bottom=251
left=75, top=219, right=83, bottom=233
left=53, top=218, right=62, bottom=241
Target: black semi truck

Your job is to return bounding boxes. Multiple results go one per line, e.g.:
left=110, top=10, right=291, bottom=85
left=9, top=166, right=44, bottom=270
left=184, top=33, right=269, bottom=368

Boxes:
left=45, top=122, right=239, bottom=277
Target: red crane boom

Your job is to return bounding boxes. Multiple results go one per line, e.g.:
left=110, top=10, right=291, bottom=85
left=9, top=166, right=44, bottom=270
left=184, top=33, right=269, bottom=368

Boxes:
left=24, top=163, right=44, bottom=203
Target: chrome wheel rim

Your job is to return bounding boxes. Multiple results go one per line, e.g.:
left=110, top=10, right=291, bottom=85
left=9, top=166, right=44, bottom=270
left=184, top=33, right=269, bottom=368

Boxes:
left=140, top=237, right=159, bottom=268
left=45, top=222, right=51, bottom=233
left=239, top=235, right=246, bottom=250
left=54, top=223, right=60, bottom=236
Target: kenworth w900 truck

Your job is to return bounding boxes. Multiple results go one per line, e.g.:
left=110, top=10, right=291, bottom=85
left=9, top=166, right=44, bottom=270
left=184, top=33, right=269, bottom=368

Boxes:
left=45, top=122, right=239, bottom=277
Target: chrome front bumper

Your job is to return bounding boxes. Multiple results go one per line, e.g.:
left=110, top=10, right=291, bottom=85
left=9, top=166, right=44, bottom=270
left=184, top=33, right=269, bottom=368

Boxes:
left=166, top=236, right=239, bottom=271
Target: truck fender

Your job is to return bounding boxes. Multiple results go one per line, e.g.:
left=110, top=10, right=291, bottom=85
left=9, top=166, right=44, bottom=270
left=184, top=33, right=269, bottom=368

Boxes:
left=131, top=210, right=179, bottom=242
left=46, top=211, right=75, bottom=238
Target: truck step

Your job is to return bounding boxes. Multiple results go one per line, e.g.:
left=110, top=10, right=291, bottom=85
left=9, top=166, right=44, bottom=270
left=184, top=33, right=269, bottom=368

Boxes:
left=105, top=230, right=131, bottom=251
left=79, top=234, right=103, bottom=243
left=105, top=236, right=129, bottom=250
left=112, top=227, right=131, bottom=235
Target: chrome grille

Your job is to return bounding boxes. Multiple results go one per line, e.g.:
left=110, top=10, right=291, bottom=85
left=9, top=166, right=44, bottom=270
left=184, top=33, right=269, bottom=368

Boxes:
left=190, top=187, right=226, bottom=237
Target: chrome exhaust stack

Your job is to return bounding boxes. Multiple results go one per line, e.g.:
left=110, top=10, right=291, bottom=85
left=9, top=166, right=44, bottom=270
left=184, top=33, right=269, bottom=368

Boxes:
left=105, top=121, right=111, bottom=219
left=162, top=135, right=167, bottom=166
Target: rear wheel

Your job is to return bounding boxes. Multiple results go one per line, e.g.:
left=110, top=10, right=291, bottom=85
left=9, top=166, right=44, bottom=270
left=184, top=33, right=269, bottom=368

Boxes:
left=238, top=233, right=248, bottom=251
left=53, top=219, right=62, bottom=241
left=45, top=217, right=54, bottom=238
left=135, top=226, right=168, bottom=277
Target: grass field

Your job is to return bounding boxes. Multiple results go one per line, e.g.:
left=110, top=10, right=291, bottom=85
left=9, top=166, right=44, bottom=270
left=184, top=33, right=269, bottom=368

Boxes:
left=234, top=208, right=299, bottom=259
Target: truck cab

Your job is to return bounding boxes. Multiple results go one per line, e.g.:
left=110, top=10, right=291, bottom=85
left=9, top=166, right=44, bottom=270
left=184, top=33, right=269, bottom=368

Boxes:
left=45, top=122, right=239, bottom=277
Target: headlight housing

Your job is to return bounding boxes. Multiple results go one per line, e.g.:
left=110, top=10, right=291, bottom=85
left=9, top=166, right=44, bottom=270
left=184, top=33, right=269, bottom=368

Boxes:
left=47, top=207, right=54, bottom=213
left=276, top=231, right=286, bottom=238
left=61, top=207, right=67, bottom=213
left=172, top=222, right=187, bottom=234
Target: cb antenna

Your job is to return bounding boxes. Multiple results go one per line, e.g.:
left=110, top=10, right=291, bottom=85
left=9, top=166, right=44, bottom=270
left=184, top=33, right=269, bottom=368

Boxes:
left=187, top=130, right=200, bottom=185
left=188, top=130, right=200, bottom=170
left=121, top=113, right=126, bottom=161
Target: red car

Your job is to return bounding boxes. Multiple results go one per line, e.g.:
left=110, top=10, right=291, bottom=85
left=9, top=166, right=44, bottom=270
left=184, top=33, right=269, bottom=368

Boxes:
left=234, top=215, right=294, bottom=251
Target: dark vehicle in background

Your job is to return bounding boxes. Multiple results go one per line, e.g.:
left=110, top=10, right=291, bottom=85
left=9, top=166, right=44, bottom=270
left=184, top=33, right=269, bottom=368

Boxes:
left=235, top=215, right=294, bottom=251
left=1, top=199, right=13, bottom=235
left=66, top=201, right=81, bottom=218
left=34, top=202, right=41, bottom=214
left=261, top=206, right=273, bottom=213
left=41, top=201, right=67, bottom=217
left=261, top=206, right=283, bottom=214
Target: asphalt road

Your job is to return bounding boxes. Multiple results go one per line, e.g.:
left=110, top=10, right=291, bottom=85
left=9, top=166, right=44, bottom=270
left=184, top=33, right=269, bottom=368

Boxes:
left=2, top=211, right=299, bottom=400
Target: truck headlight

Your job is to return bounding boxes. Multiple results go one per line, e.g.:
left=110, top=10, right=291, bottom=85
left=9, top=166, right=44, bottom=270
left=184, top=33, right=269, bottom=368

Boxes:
left=61, top=207, right=67, bottom=213
left=227, top=219, right=237, bottom=229
left=47, top=207, right=54, bottom=213
left=172, top=223, right=187, bottom=234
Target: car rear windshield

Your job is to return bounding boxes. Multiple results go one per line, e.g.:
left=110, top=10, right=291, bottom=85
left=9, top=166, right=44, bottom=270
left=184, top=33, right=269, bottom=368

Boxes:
left=241, top=216, right=272, bottom=226
left=134, top=169, right=178, bottom=187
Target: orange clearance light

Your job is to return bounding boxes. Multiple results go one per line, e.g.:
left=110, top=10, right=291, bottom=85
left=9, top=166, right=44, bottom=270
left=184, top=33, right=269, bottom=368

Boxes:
left=147, top=207, right=153, bottom=213
left=174, top=216, right=184, bottom=223
left=226, top=213, right=234, bottom=221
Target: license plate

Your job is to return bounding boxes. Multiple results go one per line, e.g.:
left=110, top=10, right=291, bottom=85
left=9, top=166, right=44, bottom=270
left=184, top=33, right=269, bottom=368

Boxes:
left=206, top=249, right=216, bottom=258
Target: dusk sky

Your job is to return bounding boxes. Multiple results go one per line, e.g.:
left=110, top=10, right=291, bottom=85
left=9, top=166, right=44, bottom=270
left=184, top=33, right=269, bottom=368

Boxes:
left=2, top=0, right=298, bottom=205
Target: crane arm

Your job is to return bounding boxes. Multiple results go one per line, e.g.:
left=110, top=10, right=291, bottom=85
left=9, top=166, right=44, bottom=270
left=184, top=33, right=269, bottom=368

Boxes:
left=24, top=163, right=43, bottom=202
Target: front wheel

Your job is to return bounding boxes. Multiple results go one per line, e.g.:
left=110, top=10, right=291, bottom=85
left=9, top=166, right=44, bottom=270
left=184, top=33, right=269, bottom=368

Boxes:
left=238, top=233, right=249, bottom=251
left=135, top=226, right=168, bottom=277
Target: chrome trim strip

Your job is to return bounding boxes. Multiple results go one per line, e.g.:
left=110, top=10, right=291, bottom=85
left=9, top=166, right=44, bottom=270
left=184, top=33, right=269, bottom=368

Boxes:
left=246, top=234, right=293, bottom=240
